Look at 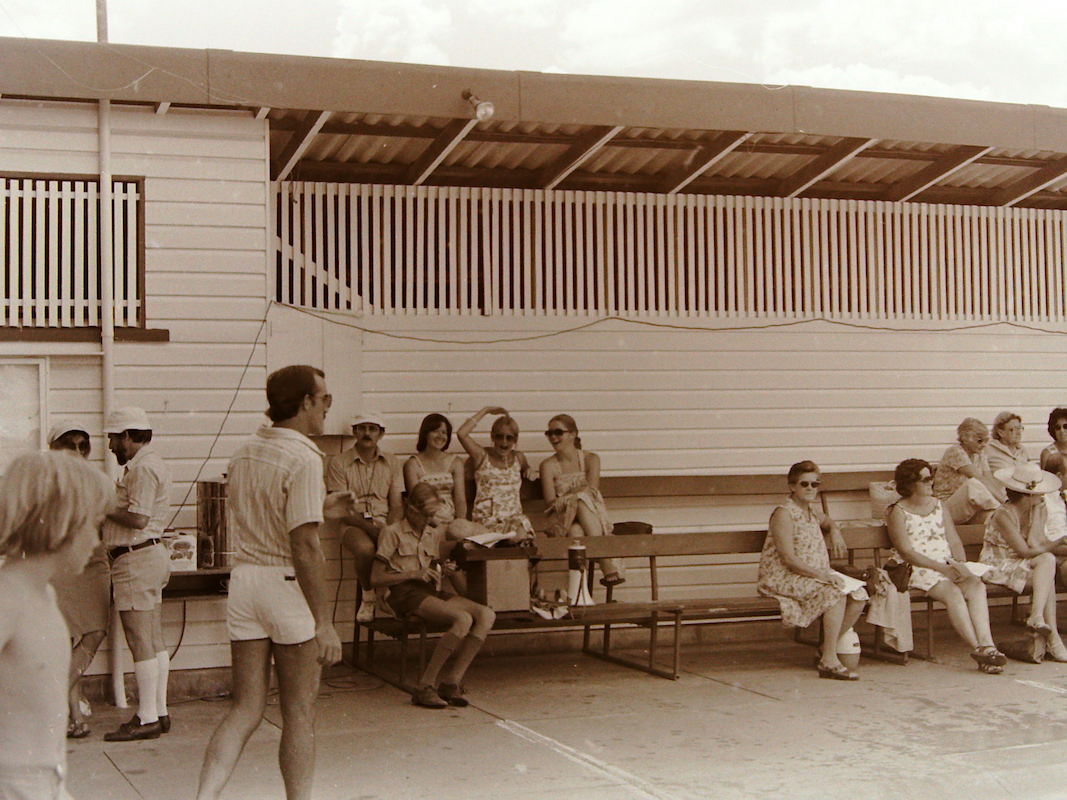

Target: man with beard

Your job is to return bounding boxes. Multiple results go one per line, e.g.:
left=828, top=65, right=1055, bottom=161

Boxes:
left=101, top=406, right=173, bottom=741
left=326, top=411, right=403, bottom=622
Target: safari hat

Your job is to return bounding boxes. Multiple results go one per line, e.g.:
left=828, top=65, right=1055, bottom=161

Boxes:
left=994, top=462, right=1059, bottom=494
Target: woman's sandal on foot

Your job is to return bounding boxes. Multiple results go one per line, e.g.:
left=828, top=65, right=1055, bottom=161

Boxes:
left=817, top=663, right=859, bottom=681
left=970, top=646, right=1007, bottom=670
left=66, top=720, right=91, bottom=739
left=1026, top=621, right=1053, bottom=636
left=599, top=573, right=625, bottom=588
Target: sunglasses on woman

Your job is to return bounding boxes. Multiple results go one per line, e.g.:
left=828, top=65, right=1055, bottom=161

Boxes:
left=796, top=480, right=820, bottom=488
left=544, top=428, right=570, bottom=437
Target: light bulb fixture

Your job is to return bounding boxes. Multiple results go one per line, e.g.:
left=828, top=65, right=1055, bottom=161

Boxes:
left=462, top=90, right=494, bottom=122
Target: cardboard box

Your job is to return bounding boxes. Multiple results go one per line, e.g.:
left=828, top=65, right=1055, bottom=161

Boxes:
left=164, top=533, right=197, bottom=572
left=466, top=559, right=530, bottom=612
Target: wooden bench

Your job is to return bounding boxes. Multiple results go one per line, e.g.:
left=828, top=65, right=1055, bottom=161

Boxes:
left=351, top=469, right=895, bottom=689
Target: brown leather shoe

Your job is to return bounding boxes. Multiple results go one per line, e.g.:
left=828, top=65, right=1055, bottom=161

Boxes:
left=437, top=683, right=469, bottom=707
left=410, top=685, right=447, bottom=709
left=104, top=716, right=162, bottom=741
left=158, top=714, right=170, bottom=734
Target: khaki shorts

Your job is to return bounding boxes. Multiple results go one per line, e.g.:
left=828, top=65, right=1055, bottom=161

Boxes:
left=110, top=543, right=169, bottom=611
left=227, top=564, right=315, bottom=645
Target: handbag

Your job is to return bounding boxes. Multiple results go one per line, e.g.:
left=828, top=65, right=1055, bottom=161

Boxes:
left=883, top=559, right=913, bottom=593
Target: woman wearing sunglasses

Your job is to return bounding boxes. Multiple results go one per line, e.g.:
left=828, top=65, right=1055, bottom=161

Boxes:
left=456, top=406, right=534, bottom=542
left=758, top=461, right=863, bottom=680
left=540, top=414, right=623, bottom=587
left=1039, top=408, right=1067, bottom=471
left=887, top=458, right=1007, bottom=674
left=932, top=417, right=1003, bottom=524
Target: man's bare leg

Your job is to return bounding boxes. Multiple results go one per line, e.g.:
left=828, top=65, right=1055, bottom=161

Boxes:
left=196, top=639, right=272, bottom=800
left=272, top=638, right=321, bottom=800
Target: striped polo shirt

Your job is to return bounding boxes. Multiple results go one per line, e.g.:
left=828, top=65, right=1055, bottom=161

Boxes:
left=228, top=425, right=325, bottom=567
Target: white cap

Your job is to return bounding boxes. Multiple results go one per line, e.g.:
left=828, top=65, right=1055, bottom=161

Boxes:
left=47, top=420, right=89, bottom=445
left=351, top=411, right=385, bottom=429
left=104, top=406, right=152, bottom=433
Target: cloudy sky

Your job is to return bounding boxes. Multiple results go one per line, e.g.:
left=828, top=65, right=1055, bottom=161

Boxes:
left=1, top=0, right=1066, bottom=108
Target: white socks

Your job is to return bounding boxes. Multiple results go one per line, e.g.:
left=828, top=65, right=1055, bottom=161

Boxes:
left=156, top=650, right=170, bottom=718
left=133, top=659, right=159, bottom=724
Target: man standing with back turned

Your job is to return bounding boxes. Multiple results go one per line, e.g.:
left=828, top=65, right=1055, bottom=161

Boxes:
left=197, top=365, right=347, bottom=800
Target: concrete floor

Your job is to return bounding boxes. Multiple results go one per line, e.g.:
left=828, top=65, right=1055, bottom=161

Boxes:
left=67, top=631, right=1067, bottom=800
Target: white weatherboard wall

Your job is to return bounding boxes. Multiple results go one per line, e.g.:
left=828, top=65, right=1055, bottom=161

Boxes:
left=0, top=100, right=269, bottom=672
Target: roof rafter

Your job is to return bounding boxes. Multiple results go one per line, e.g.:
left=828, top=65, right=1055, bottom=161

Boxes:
left=659, top=131, right=752, bottom=194
left=271, top=110, right=331, bottom=181
left=536, top=125, right=623, bottom=189
left=991, top=155, right=1067, bottom=206
left=881, top=145, right=993, bottom=202
left=776, top=137, right=876, bottom=197
left=404, top=117, right=479, bottom=186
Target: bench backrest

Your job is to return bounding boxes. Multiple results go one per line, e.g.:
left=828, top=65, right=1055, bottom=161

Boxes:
left=840, top=521, right=985, bottom=558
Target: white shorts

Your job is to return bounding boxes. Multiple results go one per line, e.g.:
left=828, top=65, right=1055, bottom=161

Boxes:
left=227, top=564, right=315, bottom=645
left=110, top=543, right=169, bottom=612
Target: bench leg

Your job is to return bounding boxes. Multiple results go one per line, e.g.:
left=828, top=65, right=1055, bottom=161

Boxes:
left=582, top=615, right=679, bottom=681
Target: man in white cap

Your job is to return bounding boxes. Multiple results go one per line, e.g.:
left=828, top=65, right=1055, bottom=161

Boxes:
left=101, top=406, right=173, bottom=741
left=197, top=365, right=350, bottom=800
left=325, top=410, right=404, bottom=622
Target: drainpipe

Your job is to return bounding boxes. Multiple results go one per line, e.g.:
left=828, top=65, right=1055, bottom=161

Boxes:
left=99, top=97, right=126, bottom=708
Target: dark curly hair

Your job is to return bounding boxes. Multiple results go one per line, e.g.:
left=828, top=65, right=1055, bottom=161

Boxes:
left=894, top=458, right=933, bottom=498
left=1048, top=408, right=1067, bottom=440
left=787, top=460, right=820, bottom=485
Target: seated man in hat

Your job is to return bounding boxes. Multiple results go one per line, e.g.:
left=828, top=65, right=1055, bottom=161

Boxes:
left=101, top=406, right=173, bottom=741
left=326, top=411, right=404, bottom=622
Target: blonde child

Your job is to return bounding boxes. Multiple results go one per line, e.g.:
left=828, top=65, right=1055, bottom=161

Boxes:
left=0, top=452, right=112, bottom=800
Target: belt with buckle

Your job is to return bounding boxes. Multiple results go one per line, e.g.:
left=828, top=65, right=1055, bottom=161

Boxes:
left=108, top=538, right=160, bottom=561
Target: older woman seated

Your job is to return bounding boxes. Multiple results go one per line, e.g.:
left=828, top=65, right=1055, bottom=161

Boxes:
left=1039, top=408, right=1067, bottom=471
left=758, top=461, right=864, bottom=681
left=932, top=418, right=1003, bottom=524
left=987, top=411, right=1031, bottom=473
left=888, top=459, right=1006, bottom=673
left=980, top=462, right=1067, bottom=661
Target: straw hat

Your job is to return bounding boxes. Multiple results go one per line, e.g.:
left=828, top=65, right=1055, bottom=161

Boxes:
left=993, top=462, right=1060, bottom=494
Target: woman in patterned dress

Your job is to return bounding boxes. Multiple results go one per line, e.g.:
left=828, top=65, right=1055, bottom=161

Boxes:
left=887, top=458, right=1007, bottom=673
left=540, top=414, right=623, bottom=586
left=980, top=462, right=1067, bottom=661
left=758, top=461, right=864, bottom=680
left=456, top=407, right=534, bottom=541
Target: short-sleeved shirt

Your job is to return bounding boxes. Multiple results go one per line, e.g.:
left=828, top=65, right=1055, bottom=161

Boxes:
left=325, top=448, right=403, bottom=525
left=375, top=518, right=442, bottom=575
left=228, top=425, right=325, bottom=567
left=933, top=443, right=991, bottom=501
left=101, top=444, right=172, bottom=547
left=986, top=438, right=1030, bottom=474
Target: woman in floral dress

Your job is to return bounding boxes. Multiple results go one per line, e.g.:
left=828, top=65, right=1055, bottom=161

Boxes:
left=758, top=460, right=865, bottom=680
left=456, top=406, right=534, bottom=541
left=887, top=458, right=1007, bottom=673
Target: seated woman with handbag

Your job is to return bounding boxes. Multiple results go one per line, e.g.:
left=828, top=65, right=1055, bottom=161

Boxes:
left=757, top=461, right=866, bottom=681
left=887, top=458, right=1007, bottom=674
left=979, top=462, right=1067, bottom=661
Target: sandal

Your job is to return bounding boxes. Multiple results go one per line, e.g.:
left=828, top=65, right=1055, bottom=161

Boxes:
left=977, top=663, right=1004, bottom=674
left=67, top=720, right=91, bottom=739
left=1026, top=621, right=1053, bottom=636
left=599, top=573, right=625, bottom=588
left=970, top=646, right=1008, bottom=668
left=817, top=663, right=859, bottom=681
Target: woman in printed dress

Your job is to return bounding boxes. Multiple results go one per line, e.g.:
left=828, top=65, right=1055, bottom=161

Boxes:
left=404, top=413, right=483, bottom=541
left=980, top=462, right=1067, bottom=661
left=540, top=414, right=623, bottom=586
left=456, top=406, right=534, bottom=541
left=887, top=458, right=1007, bottom=673
left=758, top=461, right=864, bottom=680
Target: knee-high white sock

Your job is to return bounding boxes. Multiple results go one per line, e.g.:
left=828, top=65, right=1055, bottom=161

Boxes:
left=133, top=659, right=159, bottom=724
left=155, top=650, right=170, bottom=717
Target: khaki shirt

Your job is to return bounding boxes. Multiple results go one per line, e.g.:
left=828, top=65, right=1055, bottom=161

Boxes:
left=101, top=444, right=172, bottom=547
left=325, top=448, right=402, bottom=525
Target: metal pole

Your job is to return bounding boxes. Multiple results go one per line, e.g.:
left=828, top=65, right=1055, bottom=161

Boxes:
left=96, top=0, right=108, bottom=43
